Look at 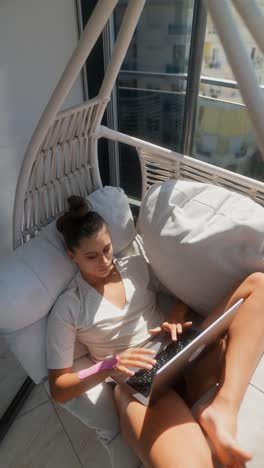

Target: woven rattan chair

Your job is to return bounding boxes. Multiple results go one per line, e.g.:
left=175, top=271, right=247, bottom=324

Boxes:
left=1, top=0, right=264, bottom=466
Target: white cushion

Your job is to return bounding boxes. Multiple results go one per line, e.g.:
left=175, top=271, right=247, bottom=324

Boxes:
left=0, top=187, right=136, bottom=383
left=88, top=186, right=136, bottom=254
left=42, top=186, right=136, bottom=255
left=139, top=180, right=264, bottom=316
left=0, top=186, right=135, bottom=331
left=2, top=318, right=89, bottom=383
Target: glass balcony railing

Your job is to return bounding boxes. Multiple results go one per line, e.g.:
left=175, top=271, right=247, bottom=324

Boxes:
left=194, top=96, right=264, bottom=181
left=118, top=70, right=264, bottom=183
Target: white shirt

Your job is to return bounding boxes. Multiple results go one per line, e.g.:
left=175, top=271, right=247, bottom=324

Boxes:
left=46, top=248, right=164, bottom=369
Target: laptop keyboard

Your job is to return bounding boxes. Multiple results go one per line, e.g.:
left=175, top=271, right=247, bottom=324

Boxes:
left=126, top=327, right=201, bottom=397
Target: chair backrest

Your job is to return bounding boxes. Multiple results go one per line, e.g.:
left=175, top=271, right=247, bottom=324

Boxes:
left=100, top=125, right=264, bottom=206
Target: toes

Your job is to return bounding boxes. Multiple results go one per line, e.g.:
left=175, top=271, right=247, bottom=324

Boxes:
left=216, top=434, right=252, bottom=466
left=229, top=439, right=252, bottom=462
left=194, top=403, right=252, bottom=466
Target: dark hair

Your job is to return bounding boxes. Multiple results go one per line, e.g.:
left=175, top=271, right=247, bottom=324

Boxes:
left=56, top=196, right=106, bottom=250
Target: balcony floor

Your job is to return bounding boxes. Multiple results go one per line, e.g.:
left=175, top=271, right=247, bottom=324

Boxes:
left=0, top=335, right=264, bottom=468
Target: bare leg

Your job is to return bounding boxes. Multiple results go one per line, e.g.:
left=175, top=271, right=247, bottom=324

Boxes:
left=196, top=272, right=264, bottom=466
left=114, top=384, right=214, bottom=468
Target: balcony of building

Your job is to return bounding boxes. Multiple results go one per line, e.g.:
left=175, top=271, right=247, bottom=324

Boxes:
left=0, top=1, right=264, bottom=467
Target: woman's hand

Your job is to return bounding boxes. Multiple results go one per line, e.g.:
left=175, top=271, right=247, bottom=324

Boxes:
left=149, top=320, right=192, bottom=342
left=110, top=348, right=157, bottom=377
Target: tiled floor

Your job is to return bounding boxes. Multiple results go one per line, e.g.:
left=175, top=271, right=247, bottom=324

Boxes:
left=1, top=335, right=264, bottom=468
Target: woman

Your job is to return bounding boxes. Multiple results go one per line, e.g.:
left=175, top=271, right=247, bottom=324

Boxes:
left=47, top=196, right=264, bottom=467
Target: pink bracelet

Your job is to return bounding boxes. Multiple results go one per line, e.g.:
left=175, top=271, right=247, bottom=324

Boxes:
left=77, top=354, right=119, bottom=380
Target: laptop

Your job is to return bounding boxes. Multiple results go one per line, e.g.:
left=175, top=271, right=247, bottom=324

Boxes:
left=111, top=298, right=244, bottom=406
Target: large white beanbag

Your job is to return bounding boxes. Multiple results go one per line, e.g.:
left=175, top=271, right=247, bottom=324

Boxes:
left=0, top=186, right=136, bottom=383
left=139, top=180, right=264, bottom=316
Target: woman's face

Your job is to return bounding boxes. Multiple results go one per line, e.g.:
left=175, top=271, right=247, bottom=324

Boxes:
left=68, top=224, right=113, bottom=280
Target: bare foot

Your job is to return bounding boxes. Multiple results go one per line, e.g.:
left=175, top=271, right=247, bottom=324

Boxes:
left=196, top=396, right=252, bottom=467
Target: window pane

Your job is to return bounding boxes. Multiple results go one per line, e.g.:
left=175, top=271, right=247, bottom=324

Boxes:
left=114, top=0, right=194, bottom=198
left=194, top=2, right=264, bottom=181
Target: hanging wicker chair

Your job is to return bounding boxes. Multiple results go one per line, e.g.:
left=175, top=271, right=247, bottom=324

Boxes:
left=1, top=1, right=264, bottom=466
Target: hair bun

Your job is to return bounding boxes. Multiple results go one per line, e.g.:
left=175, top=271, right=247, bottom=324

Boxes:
left=68, top=195, right=91, bottom=217
left=56, top=196, right=92, bottom=233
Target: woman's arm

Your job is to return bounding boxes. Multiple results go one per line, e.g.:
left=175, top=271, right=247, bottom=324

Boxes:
left=48, top=347, right=157, bottom=403
left=48, top=367, right=113, bottom=403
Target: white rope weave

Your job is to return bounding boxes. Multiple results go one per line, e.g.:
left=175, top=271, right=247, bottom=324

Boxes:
left=22, top=99, right=103, bottom=242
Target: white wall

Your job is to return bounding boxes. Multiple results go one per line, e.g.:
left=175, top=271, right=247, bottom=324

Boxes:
left=0, top=0, right=84, bottom=258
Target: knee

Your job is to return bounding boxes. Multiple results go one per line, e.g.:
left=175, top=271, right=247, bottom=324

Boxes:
left=245, top=272, right=264, bottom=291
